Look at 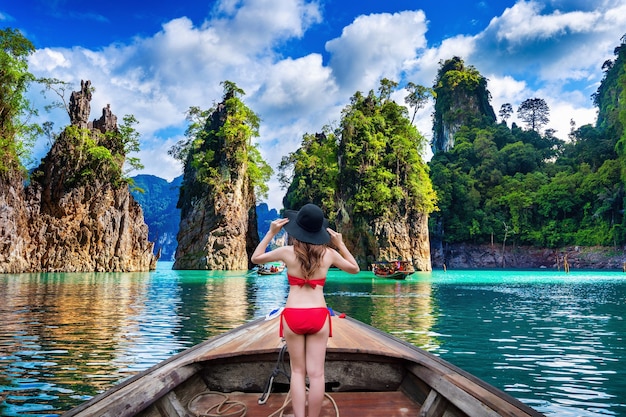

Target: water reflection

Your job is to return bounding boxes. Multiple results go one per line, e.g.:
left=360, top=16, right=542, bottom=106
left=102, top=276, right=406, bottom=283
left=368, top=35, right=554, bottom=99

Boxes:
left=0, top=266, right=625, bottom=417
left=0, top=270, right=158, bottom=414
left=324, top=271, right=439, bottom=350
left=430, top=278, right=626, bottom=417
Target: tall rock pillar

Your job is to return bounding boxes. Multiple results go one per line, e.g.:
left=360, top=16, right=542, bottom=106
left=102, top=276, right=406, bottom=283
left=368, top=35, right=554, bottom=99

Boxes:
left=173, top=85, right=261, bottom=270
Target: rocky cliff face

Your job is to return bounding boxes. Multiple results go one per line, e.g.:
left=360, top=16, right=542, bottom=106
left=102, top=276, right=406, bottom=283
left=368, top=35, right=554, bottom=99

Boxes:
left=0, top=170, right=31, bottom=273
left=24, top=174, right=156, bottom=272
left=174, top=183, right=257, bottom=270
left=173, top=94, right=259, bottom=270
left=435, top=93, right=483, bottom=152
left=336, top=203, right=432, bottom=271
left=431, top=242, right=626, bottom=270
left=0, top=80, right=156, bottom=273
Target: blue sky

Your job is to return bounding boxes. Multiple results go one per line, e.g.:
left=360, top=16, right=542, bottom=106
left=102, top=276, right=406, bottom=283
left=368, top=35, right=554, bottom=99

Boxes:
left=2, top=0, right=626, bottom=209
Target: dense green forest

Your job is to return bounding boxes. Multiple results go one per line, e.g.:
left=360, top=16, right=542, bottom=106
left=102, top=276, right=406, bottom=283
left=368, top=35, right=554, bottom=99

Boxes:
left=429, top=36, right=626, bottom=248
left=280, top=78, right=436, bottom=224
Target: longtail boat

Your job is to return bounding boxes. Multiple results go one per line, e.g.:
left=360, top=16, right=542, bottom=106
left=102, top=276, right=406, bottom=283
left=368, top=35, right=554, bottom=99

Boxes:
left=256, top=262, right=286, bottom=275
left=62, top=314, right=545, bottom=417
left=372, top=260, right=415, bottom=279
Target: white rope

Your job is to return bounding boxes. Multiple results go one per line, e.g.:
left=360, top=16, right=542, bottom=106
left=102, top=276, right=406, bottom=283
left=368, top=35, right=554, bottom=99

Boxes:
left=188, top=391, right=247, bottom=417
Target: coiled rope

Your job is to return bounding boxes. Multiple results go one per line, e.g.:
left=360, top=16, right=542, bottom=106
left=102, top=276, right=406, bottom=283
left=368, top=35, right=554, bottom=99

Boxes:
left=188, top=391, right=247, bottom=417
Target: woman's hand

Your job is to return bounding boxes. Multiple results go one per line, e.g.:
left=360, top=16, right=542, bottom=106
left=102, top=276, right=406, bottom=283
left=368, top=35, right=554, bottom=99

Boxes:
left=327, top=227, right=360, bottom=273
left=269, top=218, right=289, bottom=235
left=251, top=218, right=289, bottom=264
left=327, top=227, right=344, bottom=248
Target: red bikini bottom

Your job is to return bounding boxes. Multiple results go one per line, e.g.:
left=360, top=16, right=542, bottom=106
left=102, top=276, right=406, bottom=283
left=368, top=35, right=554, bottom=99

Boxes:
left=280, top=307, right=332, bottom=337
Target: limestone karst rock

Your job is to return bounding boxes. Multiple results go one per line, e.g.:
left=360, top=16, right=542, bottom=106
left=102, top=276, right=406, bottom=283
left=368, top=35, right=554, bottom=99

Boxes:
left=0, top=169, right=31, bottom=273
left=281, top=106, right=434, bottom=272
left=431, top=56, right=497, bottom=153
left=173, top=89, right=260, bottom=271
left=0, top=80, right=156, bottom=273
left=334, top=202, right=432, bottom=272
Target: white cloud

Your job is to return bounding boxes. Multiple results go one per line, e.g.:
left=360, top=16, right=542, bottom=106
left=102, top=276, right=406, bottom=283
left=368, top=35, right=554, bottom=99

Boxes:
left=29, top=48, right=71, bottom=71
left=253, top=54, right=337, bottom=116
left=211, top=0, right=322, bottom=50
left=487, top=74, right=528, bottom=108
left=250, top=53, right=340, bottom=180
left=326, top=10, right=428, bottom=93
left=470, top=0, right=626, bottom=84
left=547, top=96, right=597, bottom=138
left=491, top=2, right=598, bottom=43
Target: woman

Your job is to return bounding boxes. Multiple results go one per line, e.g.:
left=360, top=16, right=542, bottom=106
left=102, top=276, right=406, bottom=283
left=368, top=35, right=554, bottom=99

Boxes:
left=251, top=203, right=359, bottom=417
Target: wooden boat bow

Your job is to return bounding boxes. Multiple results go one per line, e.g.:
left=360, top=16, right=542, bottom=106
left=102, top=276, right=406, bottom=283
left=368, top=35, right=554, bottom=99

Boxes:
left=62, top=314, right=545, bottom=417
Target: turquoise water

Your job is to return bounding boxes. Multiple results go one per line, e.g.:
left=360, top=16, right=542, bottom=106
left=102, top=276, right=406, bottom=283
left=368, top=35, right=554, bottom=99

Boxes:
left=0, top=263, right=624, bottom=416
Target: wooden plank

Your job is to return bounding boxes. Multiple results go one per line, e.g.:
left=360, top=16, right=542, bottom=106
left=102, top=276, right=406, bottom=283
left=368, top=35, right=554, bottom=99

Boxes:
left=155, top=392, right=190, bottom=417
left=193, top=318, right=283, bottom=360
left=65, top=363, right=201, bottom=417
left=328, top=316, right=440, bottom=362
left=208, top=391, right=421, bottom=417
left=408, top=363, right=502, bottom=417
left=420, top=389, right=448, bottom=417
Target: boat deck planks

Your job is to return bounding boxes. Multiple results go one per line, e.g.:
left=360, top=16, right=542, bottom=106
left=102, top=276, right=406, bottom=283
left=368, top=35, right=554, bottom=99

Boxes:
left=194, top=318, right=283, bottom=361
left=194, top=314, right=425, bottom=362
left=190, top=391, right=421, bottom=417
left=328, top=315, right=412, bottom=356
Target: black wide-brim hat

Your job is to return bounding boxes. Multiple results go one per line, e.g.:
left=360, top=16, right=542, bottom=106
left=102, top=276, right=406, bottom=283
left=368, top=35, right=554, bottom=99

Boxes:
left=283, top=203, right=330, bottom=245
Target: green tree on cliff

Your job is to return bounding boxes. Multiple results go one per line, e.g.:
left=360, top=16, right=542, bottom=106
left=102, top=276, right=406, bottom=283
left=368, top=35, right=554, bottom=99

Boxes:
left=498, top=103, right=513, bottom=124
left=404, top=81, right=434, bottom=124
left=431, top=56, right=496, bottom=152
left=0, top=28, right=40, bottom=175
left=339, top=81, right=436, bottom=218
left=171, top=81, right=272, bottom=211
left=603, top=35, right=626, bottom=242
left=279, top=129, right=339, bottom=219
left=281, top=79, right=436, bottom=223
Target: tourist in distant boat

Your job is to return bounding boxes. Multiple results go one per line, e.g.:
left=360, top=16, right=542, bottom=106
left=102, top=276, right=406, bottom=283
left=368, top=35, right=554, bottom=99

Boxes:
left=251, top=203, right=359, bottom=417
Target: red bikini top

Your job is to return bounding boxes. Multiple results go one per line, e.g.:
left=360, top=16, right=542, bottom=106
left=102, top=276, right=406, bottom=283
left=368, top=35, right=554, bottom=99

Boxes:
left=287, top=274, right=326, bottom=288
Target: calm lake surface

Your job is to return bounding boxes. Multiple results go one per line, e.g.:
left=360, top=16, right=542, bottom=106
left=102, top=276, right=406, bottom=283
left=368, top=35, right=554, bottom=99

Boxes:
left=0, top=262, right=624, bottom=416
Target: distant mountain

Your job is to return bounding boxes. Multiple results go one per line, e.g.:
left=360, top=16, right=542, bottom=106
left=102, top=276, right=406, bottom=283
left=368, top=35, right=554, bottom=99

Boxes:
left=130, top=174, right=280, bottom=262
left=256, top=203, right=280, bottom=237
left=130, top=175, right=182, bottom=261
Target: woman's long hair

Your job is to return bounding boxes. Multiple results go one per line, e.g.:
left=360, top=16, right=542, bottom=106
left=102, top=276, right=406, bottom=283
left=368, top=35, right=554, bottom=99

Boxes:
left=293, top=239, right=326, bottom=279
